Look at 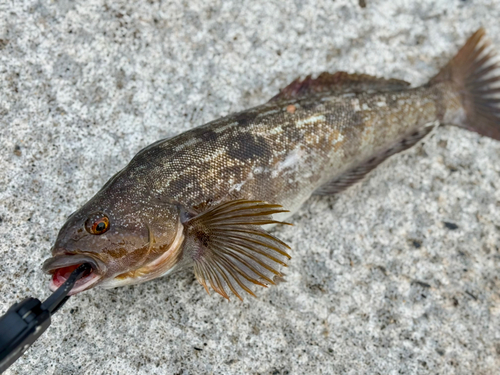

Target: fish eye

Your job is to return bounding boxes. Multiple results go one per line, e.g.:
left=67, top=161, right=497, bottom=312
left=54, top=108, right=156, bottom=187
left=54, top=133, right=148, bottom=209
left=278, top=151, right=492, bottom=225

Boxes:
left=85, top=213, right=110, bottom=235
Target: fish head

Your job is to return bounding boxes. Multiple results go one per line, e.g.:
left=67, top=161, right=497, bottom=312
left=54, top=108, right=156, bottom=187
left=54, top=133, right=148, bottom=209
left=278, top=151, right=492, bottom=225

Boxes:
left=42, top=181, right=185, bottom=295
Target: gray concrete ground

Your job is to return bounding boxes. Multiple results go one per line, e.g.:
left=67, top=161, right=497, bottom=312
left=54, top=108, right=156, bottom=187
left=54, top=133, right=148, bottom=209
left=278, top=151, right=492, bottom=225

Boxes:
left=1, top=0, right=500, bottom=374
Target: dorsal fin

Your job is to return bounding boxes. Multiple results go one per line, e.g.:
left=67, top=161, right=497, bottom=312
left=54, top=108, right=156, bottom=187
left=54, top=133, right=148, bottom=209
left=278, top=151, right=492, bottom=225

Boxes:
left=270, top=72, right=410, bottom=102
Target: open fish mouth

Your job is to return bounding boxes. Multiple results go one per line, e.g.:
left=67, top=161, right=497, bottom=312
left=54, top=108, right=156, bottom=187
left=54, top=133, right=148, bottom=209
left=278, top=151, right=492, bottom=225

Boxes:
left=42, top=254, right=107, bottom=295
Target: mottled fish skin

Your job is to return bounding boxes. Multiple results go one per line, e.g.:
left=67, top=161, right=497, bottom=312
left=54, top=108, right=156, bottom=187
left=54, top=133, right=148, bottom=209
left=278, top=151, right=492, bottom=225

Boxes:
left=42, top=29, right=500, bottom=298
left=130, top=86, right=444, bottom=218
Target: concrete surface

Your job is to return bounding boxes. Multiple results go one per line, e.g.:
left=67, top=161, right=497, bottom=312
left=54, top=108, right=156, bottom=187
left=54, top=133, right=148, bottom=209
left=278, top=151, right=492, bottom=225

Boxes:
left=1, top=0, right=500, bottom=374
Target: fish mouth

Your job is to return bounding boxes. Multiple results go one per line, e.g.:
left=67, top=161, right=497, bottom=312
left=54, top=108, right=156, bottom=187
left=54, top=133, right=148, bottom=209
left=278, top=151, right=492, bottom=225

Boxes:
left=42, top=254, right=107, bottom=295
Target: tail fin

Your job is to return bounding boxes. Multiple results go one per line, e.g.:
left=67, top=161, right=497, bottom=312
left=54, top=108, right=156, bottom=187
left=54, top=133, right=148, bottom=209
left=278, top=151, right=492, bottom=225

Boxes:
left=430, top=28, right=500, bottom=140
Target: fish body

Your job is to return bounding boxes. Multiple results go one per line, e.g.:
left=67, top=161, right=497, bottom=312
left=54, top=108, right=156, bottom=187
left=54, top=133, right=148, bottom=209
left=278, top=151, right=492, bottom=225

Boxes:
left=129, top=84, right=441, bottom=218
left=43, top=29, right=500, bottom=299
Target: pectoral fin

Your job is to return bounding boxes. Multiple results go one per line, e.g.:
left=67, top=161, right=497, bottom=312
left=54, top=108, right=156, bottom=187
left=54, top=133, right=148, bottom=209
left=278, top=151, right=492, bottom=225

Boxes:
left=183, top=200, right=292, bottom=300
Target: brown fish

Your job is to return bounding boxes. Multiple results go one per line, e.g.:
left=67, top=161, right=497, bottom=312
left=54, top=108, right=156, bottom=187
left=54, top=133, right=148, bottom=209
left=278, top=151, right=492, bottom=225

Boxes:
left=43, top=29, right=500, bottom=299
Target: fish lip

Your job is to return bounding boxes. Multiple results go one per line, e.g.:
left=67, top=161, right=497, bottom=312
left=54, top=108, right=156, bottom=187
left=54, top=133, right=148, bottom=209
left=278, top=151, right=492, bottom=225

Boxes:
left=42, top=253, right=106, bottom=275
left=42, top=253, right=107, bottom=295
left=49, top=271, right=102, bottom=295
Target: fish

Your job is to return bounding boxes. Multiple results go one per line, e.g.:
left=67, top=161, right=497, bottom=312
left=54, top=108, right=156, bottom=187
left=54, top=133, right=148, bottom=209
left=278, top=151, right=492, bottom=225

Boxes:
left=42, top=29, right=500, bottom=300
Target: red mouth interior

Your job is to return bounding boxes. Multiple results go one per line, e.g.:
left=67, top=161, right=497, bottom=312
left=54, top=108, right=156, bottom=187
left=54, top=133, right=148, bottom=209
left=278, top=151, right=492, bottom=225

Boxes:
left=52, top=264, right=89, bottom=288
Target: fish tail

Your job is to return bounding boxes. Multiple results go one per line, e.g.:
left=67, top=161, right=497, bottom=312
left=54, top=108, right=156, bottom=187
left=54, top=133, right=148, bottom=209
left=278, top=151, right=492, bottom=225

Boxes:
left=430, top=28, right=500, bottom=140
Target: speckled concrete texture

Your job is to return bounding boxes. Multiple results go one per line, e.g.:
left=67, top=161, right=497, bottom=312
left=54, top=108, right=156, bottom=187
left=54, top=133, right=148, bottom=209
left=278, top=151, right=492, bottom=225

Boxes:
left=1, top=0, right=499, bottom=374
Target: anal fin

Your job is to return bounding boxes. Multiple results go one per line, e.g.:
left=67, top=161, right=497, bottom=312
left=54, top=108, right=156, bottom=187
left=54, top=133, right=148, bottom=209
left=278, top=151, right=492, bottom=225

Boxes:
left=314, top=123, right=437, bottom=195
